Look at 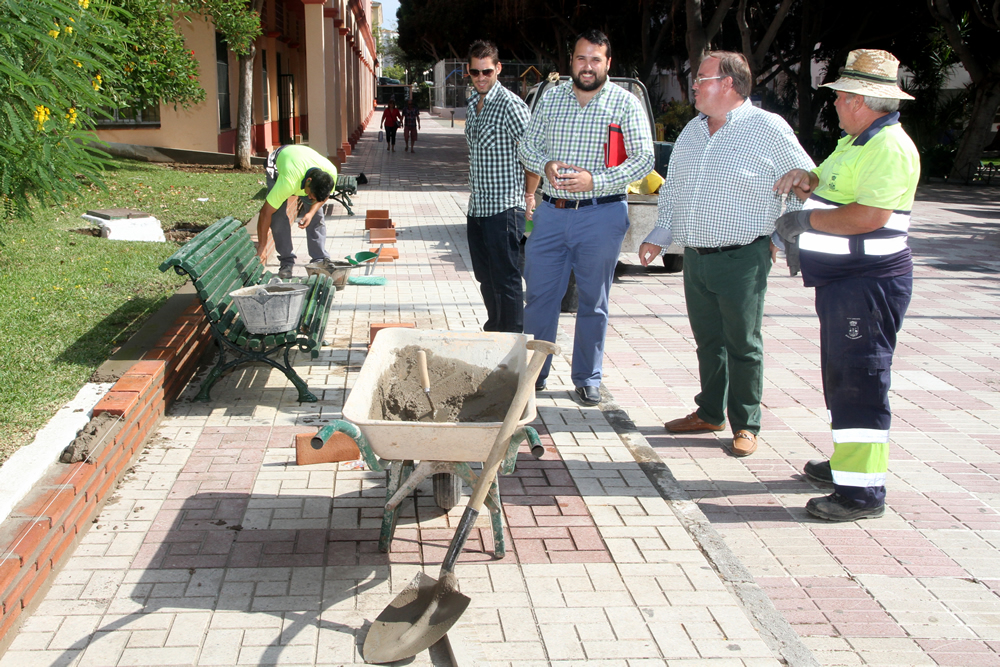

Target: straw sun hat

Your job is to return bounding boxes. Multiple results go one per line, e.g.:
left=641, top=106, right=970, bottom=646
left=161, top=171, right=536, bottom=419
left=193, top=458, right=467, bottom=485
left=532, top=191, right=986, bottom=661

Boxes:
left=822, top=49, right=915, bottom=100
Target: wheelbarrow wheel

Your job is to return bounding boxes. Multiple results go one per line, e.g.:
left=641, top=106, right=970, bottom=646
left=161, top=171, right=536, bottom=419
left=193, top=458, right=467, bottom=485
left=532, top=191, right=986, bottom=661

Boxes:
left=433, top=473, right=463, bottom=510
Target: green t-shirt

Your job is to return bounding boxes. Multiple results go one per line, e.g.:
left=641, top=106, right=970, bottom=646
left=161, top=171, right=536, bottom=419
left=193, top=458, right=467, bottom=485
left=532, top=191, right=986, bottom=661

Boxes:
left=265, top=145, right=338, bottom=208
left=810, top=122, right=919, bottom=211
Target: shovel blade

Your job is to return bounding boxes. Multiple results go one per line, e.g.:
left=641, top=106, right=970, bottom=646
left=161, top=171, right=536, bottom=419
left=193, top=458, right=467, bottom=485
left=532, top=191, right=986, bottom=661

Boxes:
left=363, top=571, right=471, bottom=664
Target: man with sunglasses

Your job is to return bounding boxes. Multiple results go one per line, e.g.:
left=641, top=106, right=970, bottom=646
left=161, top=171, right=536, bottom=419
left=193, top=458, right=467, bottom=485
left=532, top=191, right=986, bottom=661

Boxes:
left=465, top=40, right=537, bottom=333
left=638, top=51, right=812, bottom=456
left=518, top=29, right=654, bottom=406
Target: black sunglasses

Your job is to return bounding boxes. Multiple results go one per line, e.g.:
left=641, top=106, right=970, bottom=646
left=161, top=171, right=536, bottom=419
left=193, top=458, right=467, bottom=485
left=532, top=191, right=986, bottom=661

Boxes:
left=468, top=68, right=495, bottom=77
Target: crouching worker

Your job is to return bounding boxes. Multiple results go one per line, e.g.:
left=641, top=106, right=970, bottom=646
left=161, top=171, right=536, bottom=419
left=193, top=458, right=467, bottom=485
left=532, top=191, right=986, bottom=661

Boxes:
left=256, top=145, right=337, bottom=279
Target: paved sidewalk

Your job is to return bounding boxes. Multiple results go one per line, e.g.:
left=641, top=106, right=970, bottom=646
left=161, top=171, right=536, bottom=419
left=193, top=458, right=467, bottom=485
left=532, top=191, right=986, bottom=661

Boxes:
left=5, top=116, right=1000, bottom=667
left=1, top=121, right=786, bottom=666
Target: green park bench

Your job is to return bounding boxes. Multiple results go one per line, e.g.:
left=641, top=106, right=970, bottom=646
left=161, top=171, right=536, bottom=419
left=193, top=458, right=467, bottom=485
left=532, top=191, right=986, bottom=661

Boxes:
left=159, top=216, right=336, bottom=402
left=327, top=174, right=358, bottom=216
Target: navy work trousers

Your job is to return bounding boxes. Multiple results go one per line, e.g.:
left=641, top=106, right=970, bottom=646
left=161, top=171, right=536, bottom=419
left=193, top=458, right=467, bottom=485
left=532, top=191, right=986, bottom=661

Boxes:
left=467, top=207, right=526, bottom=332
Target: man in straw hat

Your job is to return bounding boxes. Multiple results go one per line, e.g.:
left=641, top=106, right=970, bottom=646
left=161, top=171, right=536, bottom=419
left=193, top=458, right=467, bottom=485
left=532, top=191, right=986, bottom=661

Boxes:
left=774, top=49, right=919, bottom=522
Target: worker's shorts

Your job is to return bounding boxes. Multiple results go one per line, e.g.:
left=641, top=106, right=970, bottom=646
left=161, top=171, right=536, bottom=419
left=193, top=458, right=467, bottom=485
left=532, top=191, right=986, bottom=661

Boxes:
left=404, top=126, right=418, bottom=143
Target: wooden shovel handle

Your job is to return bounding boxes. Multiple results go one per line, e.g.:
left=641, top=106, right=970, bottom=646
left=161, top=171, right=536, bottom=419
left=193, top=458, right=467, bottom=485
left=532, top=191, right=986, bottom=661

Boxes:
left=468, top=339, right=559, bottom=509
left=416, top=349, right=430, bottom=392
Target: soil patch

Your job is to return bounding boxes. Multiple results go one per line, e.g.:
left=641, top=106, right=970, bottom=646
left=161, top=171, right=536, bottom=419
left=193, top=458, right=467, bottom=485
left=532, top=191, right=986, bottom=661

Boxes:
left=164, top=222, right=210, bottom=243
left=371, top=345, right=519, bottom=423
left=160, top=163, right=264, bottom=174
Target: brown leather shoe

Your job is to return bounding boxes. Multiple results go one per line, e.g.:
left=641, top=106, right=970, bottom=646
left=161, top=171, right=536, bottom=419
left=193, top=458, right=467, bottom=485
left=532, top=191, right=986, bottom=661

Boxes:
left=732, top=430, right=758, bottom=457
left=664, top=412, right=725, bottom=434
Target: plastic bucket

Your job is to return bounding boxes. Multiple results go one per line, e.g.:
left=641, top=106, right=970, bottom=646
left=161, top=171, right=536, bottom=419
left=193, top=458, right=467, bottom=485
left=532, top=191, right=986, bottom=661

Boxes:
left=306, top=260, right=354, bottom=289
left=230, top=283, right=309, bottom=334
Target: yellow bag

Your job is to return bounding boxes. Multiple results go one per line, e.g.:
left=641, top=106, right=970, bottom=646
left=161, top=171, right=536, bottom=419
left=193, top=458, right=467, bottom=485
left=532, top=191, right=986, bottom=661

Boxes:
left=639, top=170, right=665, bottom=195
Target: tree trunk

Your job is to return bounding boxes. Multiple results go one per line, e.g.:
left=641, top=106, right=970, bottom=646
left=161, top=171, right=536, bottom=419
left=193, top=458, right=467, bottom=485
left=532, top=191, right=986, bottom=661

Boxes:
left=234, top=45, right=256, bottom=170
left=949, top=75, right=1000, bottom=180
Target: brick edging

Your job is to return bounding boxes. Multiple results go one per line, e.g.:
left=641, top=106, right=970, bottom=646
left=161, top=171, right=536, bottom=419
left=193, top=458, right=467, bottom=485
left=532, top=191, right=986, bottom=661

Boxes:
left=0, top=296, right=215, bottom=646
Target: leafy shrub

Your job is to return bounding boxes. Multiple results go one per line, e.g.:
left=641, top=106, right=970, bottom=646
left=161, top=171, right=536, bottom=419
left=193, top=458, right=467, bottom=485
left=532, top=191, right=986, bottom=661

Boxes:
left=655, top=100, right=696, bottom=141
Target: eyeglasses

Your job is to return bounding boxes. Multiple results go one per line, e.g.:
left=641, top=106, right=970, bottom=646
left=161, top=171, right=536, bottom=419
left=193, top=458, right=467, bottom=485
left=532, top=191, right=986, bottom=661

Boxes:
left=693, top=75, right=726, bottom=85
left=468, top=68, right=495, bottom=78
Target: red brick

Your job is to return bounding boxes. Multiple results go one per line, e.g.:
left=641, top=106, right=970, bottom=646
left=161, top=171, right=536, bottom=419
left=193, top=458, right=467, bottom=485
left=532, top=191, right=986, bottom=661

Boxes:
left=0, top=556, right=20, bottom=601
left=129, top=360, right=165, bottom=379
left=20, top=561, right=51, bottom=612
left=92, top=391, right=139, bottom=417
left=16, top=487, right=76, bottom=523
left=366, top=209, right=390, bottom=219
left=510, top=526, right=570, bottom=540
left=52, top=463, right=98, bottom=497
left=369, top=323, right=416, bottom=347
left=0, top=603, right=22, bottom=641
left=1, top=562, right=35, bottom=617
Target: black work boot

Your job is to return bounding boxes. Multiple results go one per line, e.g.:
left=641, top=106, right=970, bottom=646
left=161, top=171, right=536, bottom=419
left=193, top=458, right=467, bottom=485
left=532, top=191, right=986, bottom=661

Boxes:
left=803, top=459, right=833, bottom=484
left=806, top=493, right=884, bottom=522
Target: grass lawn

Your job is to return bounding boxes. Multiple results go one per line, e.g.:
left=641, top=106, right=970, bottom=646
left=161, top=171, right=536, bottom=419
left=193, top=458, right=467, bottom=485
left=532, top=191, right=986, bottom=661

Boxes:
left=0, top=158, right=265, bottom=464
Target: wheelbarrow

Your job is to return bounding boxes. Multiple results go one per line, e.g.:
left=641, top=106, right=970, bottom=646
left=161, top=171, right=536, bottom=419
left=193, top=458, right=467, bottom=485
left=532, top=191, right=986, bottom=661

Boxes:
left=312, top=329, right=545, bottom=558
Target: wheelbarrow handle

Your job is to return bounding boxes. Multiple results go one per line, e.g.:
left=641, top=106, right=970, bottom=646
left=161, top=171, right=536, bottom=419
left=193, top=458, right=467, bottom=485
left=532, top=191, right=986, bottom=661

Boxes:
left=439, top=339, right=559, bottom=574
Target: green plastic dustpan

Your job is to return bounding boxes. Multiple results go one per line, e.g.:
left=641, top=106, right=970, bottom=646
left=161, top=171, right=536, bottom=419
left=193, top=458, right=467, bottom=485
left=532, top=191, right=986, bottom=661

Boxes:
left=344, top=251, right=379, bottom=266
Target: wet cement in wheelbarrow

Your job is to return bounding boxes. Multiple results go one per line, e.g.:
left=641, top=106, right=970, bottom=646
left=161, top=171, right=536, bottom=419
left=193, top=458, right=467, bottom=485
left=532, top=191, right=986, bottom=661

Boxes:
left=371, top=344, right=519, bottom=423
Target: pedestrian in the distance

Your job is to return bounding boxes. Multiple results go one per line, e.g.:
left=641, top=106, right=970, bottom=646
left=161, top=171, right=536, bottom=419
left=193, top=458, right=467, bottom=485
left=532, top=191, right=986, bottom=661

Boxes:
left=639, top=51, right=814, bottom=457
left=465, top=39, right=538, bottom=333
left=518, top=29, right=654, bottom=405
left=380, top=100, right=402, bottom=152
left=774, top=49, right=919, bottom=522
left=402, top=98, right=421, bottom=153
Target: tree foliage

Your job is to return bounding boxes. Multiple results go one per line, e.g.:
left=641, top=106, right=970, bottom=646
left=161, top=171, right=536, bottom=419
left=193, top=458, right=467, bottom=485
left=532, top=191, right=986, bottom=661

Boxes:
left=0, top=0, right=123, bottom=226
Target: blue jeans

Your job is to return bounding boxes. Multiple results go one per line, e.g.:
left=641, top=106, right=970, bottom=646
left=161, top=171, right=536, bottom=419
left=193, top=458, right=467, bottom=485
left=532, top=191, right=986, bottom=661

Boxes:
left=523, top=199, right=629, bottom=387
left=467, top=208, right=525, bottom=332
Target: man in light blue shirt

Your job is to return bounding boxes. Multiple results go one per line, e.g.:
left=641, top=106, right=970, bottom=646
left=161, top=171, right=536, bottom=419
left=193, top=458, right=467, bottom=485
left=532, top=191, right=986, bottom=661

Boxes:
left=518, top=29, right=654, bottom=405
left=639, top=51, right=813, bottom=456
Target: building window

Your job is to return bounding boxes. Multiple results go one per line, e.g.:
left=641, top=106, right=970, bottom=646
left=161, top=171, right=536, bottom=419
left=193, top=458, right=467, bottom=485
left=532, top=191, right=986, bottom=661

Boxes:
left=96, top=104, right=161, bottom=128
left=261, top=49, right=270, bottom=122
left=216, top=32, right=231, bottom=129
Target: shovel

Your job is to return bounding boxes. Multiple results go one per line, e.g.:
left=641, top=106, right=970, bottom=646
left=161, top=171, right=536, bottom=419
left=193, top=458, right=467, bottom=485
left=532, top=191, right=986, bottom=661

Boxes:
left=416, top=349, right=436, bottom=421
left=362, top=338, right=560, bottom=664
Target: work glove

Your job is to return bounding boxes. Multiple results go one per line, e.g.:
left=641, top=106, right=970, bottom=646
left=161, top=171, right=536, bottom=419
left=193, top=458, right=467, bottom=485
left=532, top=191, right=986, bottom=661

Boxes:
left=774, top=209, right=812, bottom=242
left=774, top=209, right=812, bottom=277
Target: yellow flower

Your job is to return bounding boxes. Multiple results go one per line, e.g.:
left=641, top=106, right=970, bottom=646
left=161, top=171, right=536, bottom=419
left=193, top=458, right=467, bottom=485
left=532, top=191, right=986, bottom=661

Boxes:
left=92, top=73, right=102, bottom=91
left=65, top=25, right=73, bottom=35
left=33, top=105, right=51, bottom=131
left=78, top=0, right=89, bottom=8
left=73, top=60, right=82, bottom=68
left=48, top=28, right=60, bottom=39
left=65, top=107, right=78, bottom=125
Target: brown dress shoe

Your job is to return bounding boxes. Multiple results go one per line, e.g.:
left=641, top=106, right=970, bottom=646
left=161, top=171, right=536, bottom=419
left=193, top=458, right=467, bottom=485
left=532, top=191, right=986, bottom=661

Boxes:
left=732, top=430, right=758, bottom=457
left=664, top=412, right=725, bottom=434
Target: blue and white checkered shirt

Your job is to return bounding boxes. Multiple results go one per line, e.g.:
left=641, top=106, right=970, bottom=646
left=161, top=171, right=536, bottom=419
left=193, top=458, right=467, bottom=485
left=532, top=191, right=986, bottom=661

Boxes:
left=645, top=99, right=814, bottom=248
left=466, top=83, right=531, bottom=217
left=518, top=80, right=654, bottom=199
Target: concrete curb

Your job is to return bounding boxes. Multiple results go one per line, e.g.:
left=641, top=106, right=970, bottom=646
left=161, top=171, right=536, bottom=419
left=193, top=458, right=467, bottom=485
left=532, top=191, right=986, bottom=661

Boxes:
left=598, top=389, right=821, bottom=667
left=0, top=294, right=213, bottom=649
left=0, top=383, right=112, bottom=526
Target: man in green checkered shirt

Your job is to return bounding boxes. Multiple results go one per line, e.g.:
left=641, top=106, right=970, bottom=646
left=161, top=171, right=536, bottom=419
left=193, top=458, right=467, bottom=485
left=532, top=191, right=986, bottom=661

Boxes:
left=518, top=29, right=654, bottom=406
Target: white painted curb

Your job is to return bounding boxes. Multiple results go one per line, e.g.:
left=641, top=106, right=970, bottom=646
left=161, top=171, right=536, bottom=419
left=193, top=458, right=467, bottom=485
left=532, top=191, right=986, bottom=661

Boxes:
left=0, top=382, right=113, bottom=524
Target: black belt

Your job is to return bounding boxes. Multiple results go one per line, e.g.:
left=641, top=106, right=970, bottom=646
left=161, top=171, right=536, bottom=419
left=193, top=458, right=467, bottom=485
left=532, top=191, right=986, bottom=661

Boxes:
left=542, top=193, right=627, bottom=209
left=692, top=236, right=767, bottom=255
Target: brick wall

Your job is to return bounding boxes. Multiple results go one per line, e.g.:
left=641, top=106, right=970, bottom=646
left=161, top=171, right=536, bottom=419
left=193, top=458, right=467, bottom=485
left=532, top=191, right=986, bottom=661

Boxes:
left=0, top=295, right=219, bottom=646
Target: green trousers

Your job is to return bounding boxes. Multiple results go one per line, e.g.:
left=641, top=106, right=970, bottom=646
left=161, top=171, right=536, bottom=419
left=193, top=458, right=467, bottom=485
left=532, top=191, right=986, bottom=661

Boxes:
left=683, top=237, right=770, bottom=433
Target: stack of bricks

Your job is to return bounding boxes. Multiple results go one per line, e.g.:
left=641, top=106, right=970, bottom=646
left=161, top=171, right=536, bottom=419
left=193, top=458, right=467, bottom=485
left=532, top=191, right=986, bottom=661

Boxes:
left=364, top=209, right=398, bottom=261
left=0, top=298, right=214, bottom=642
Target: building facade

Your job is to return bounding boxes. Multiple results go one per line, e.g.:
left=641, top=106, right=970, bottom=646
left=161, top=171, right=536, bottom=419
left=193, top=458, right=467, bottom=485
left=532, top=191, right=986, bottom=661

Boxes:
left=96, top=0, right=377, bottom=166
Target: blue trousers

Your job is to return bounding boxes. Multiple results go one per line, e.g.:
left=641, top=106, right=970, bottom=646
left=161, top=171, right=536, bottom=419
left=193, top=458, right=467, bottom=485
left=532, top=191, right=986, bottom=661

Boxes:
left=467, top=208, right=525, bottom=332
left=816, top=273, right=912, bottom=508
left=523, top=199, right=629, bottom=387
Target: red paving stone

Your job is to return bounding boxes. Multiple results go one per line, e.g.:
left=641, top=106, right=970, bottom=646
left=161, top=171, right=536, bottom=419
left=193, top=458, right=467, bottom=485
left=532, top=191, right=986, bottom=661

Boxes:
left=134, top=424, right=611, bottom=573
